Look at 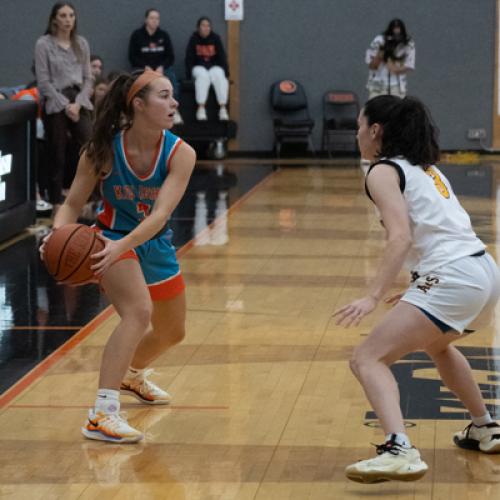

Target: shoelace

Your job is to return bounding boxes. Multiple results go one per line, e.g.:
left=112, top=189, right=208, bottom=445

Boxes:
left=92, top=411, right=130, bottom=431
left=466, top=422, right=500, bottom=440
left=135, top=369, right=163, bottom=395
left=374, top=441, right=403, bottom=456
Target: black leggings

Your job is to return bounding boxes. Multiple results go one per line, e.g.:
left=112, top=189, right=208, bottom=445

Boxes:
left=43, top=101, right=92, bottom=205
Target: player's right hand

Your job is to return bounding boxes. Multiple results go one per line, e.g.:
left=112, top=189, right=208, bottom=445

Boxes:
left=38, top=231, right=53, bottom=261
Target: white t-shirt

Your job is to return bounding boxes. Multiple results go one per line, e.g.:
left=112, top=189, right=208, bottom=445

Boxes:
left=366, top=157, right=485, bottom=273
left=365, top=35, right=416, bottom=95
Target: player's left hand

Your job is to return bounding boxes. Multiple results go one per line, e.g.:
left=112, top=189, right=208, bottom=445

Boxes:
left=332, top=296, right=378, bottom=327
left=90, top=233, right=125, bottom=277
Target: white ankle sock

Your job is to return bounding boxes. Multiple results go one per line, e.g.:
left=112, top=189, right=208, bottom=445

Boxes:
left=95, top=388, right=120, bottom=414
left=472, top=413, right=493, bottom=427
left=386, top=432, right=411, bottom=448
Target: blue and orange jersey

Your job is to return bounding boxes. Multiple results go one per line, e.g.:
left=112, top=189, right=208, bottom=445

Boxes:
left=97, top=130, right=182, bottom=234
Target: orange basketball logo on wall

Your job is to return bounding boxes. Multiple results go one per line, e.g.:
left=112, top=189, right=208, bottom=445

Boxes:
left=279, top=80, right=297, bottom=94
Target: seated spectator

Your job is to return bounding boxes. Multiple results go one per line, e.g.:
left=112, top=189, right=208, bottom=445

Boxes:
left=34, top=2, right=93, bottom=214
left=91, top=75, right=109, bottom=108
left=185, top=16, right=229, bottom=121
left=128, top=8, right=182, bottom=124
left=90, top=54, right=103, bottom=79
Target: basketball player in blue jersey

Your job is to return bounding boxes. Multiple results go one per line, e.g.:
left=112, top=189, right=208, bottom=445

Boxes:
left=333, top=95, right=500, bottom=482
left=41, top=70, right=196, bottom=443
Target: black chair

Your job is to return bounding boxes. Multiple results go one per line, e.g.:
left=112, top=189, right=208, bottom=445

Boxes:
left=322, top=90, right=359, bottom=156
left=173, top=80, right=237, bottom=159
left=270, top=80, right=315, bottom=157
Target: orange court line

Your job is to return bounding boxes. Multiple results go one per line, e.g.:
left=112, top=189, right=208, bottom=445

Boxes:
left=6, top=326, right=82, bottom=331
left=0, top=307, right=114, bottom=409
left=0, top=169, right=279, bottom=410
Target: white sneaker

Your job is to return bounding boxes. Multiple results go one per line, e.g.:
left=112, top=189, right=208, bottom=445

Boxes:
left=196, top=107, right=207, bottom=121
left=36, top=200, right=53, bottom=212
left=345, top=440, right=428, bottom=483
left=218, top=107, right=229, bottom=121
left=454, top=422, right=500, bottom=453
left=81, top=409, right=144, bottom=443
left=121, top=368, right=172, bottom=405
left=173, top=110, right=183, bottom=125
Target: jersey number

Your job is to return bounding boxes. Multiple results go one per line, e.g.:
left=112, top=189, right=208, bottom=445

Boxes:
left=425, top=167, right=450, bottom=199
left=137, top=202, right=151, bottom=219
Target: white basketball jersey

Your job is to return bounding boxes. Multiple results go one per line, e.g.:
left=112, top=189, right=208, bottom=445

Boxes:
left=367, top=157, right=485, bottom=273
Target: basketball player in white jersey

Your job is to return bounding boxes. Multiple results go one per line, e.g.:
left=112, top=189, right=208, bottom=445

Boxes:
left=334, top=95, right=500, bottom=483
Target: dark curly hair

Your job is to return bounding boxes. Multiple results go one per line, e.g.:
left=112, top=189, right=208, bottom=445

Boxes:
left=363, top=95, right=440, bottom=168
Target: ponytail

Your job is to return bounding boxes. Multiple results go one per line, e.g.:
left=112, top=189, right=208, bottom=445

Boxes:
left=84, top=71, right=150, bottom=176
left=363, top=95, right=440, bottom=167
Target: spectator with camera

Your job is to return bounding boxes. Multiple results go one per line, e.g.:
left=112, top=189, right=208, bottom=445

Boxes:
left=365, top=18, right=415, bottom=99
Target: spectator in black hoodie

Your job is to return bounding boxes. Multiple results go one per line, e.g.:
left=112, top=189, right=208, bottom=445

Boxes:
left=128, top=8, right=182, bottom=124
left=185, top=16, right=229, bottom=121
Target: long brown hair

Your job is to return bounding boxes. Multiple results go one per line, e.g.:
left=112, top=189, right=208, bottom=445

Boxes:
left=45, top=2, right=83, bottom=62
left=85, top=72, right=151, bottom=176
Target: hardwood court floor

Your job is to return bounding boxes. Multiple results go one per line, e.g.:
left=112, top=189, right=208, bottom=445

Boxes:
left=0, top=162, right=499, bottom=499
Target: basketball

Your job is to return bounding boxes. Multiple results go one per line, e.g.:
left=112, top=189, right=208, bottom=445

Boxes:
left=43, top=223, right=104, bottom=285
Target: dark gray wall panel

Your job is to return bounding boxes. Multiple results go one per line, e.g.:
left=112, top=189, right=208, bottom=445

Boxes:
left=1, top=0, right=495, bottom=151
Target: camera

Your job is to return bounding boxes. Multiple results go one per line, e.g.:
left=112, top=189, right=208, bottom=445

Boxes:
left=381, top=35, right=405, bottom=62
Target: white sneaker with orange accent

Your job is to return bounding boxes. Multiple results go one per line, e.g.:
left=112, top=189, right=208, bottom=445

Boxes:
left=81, top=410, right=143, bottom=443
left=120, top=369, right=172, bottom=405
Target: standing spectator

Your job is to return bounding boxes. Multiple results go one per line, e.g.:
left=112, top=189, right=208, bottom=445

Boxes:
left=365, top=19, right=415, bottom=99
left=90, top=54, right=103, bottom=79
left=128, top=8, right=182, bottom=124
left=185, top=16, right=229, bottom=121
left=34, top=1, right=93, bottom=214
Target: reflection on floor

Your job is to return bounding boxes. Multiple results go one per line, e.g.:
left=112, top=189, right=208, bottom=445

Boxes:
left=0, top=160, right=499, bottom=499
left=0, top=162, right=273, bottom=393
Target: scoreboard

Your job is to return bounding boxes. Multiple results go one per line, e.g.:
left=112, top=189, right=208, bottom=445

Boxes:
left=0, top=100, right=36, bottom=243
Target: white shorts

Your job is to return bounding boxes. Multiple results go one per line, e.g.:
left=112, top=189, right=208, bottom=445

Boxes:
left=401, top=252, right=500, bottom=333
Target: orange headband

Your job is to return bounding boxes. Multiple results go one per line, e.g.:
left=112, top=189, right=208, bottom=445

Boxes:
left=126, top=70, right=163, bottom=107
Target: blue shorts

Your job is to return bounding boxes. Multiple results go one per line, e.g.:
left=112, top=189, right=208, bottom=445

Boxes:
left=100, top=228, right=185, bottom=301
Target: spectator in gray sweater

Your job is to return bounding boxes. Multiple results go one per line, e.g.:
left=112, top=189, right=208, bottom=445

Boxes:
left=34, top=1, right=93, bottom=212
